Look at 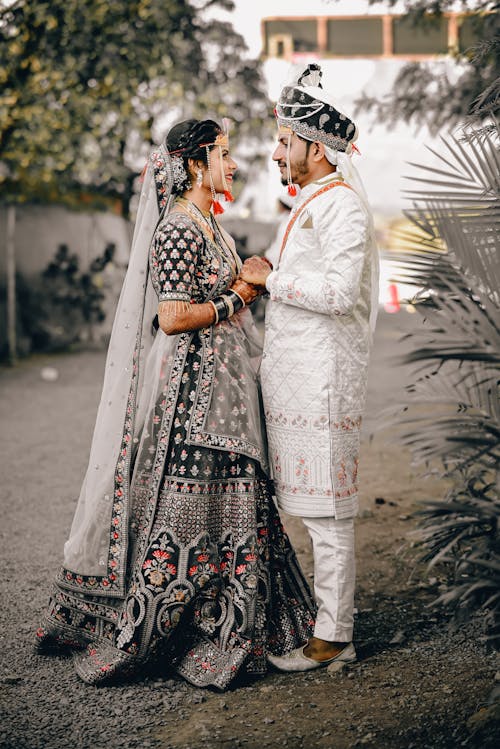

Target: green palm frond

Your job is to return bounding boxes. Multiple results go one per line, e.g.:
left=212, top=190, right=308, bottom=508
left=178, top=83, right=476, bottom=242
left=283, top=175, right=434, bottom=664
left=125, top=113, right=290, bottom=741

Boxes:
left=413, top=477, right=499, bottom=641
left=394, top=410, right=500, bottom=471
left=400, top=132, right=500, bottom=291
left=404, top=133, right=500, bottom=198
left=433, top=554, right=500, bottom=639
left=390, top=122, right=500, bottom=635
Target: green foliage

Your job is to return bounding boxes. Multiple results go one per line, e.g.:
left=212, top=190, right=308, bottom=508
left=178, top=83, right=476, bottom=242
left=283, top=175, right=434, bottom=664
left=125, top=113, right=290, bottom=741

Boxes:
left=0, top=0, right=270, bottom=213
left=10, top=242, right=116, bottom=354
left=416, top=474, right=500, bottom=643
left=390, top=124, right=500, bottom=640
left=357, top=0, right=499, bottom=132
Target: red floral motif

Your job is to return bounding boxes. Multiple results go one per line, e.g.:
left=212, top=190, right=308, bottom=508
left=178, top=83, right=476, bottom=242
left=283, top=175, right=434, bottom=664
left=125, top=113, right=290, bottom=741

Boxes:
left=152, top=550, right=170, bottom=560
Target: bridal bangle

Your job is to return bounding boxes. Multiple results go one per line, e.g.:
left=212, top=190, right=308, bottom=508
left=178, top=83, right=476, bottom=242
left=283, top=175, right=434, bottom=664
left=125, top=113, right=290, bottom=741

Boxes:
left=210, top=290, right=245, bottom=325
left=209, top=300, right=219, bottom=324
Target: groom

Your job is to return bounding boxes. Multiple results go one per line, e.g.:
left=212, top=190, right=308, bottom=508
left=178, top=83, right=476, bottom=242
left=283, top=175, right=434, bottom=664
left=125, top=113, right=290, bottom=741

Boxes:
left=241, top=64, right=377, bottom=671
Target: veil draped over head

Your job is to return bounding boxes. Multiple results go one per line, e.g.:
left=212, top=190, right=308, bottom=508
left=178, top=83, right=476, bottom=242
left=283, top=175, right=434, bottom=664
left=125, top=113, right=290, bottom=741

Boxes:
left=61, top=145, right=175, bottom=594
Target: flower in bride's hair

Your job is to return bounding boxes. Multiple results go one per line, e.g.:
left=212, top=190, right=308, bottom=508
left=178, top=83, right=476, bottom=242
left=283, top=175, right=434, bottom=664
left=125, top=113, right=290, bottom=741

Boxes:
left=171, top=155, right=188, bottom=190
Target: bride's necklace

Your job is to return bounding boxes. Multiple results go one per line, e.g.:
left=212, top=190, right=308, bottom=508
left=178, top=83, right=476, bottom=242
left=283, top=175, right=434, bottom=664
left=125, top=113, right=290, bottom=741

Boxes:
left=174, top=197, right=241, bottom=274
left=175, top=196, right=214, bottom=239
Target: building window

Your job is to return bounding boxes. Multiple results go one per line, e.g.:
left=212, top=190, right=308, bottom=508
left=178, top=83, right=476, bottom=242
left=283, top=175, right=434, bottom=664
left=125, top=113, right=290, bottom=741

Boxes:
left=264, top=19, right=317, bottom=54
left=392, top=15, right=448, bottom=55
left=458, top=15, right=483, bottom=52
left=327, top=18, right=384, bottom=55
left=268, top=34, right=294, bottom=59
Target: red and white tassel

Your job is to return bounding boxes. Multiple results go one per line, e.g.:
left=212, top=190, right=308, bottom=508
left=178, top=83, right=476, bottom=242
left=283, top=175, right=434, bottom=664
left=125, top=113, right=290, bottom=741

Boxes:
left=219, top=142, right=233, bottom=203
left=206, top=145, right=224, bottom=215
left=285, top=133, right=296, bottom=196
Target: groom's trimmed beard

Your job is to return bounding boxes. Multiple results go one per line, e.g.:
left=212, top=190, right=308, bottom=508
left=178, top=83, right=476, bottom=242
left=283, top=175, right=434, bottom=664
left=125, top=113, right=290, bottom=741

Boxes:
left=280, top=156, right=310, bottom=186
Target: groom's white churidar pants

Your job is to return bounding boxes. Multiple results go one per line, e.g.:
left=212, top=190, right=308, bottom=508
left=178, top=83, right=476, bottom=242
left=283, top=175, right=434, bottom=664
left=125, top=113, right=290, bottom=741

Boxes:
left=301, top=516, right=356, bottom=642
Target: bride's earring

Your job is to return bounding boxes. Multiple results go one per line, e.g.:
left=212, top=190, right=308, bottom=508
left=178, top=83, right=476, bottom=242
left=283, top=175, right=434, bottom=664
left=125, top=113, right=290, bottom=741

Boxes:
left=196, top=168, right=203, bottom=188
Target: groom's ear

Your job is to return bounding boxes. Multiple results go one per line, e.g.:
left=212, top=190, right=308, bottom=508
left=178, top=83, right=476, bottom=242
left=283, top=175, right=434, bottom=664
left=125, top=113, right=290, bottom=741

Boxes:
left=311, top=141, right=325, bottom=162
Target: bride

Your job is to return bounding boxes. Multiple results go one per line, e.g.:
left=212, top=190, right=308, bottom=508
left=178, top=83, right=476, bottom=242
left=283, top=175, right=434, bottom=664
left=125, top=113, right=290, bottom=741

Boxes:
left=36, top=118, right=315, bottom=689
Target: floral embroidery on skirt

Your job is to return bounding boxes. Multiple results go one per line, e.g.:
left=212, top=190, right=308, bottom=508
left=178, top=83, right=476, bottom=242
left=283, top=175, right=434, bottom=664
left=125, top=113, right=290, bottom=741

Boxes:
left=36, top=334, right=315, bottom=689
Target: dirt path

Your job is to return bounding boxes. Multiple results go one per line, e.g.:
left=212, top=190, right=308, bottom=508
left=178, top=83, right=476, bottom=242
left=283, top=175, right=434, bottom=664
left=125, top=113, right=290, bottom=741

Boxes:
left=0, top=315, right=498, bottom=749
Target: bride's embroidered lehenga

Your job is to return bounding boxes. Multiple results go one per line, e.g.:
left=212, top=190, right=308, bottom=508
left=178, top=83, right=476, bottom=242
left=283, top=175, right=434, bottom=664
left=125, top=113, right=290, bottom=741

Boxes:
left=36, top=146, right=315, bottom=689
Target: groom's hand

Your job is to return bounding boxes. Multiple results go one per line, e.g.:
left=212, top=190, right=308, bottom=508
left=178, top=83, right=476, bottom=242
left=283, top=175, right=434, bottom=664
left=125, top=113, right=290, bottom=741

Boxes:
left=240, top=256, right=273, bottom=289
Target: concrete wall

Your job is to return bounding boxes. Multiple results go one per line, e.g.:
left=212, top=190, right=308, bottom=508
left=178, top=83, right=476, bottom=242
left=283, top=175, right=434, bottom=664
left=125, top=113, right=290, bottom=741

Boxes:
left=0, top=204, right=132, bottom=279
left=0, top=205, right=132, bottom=351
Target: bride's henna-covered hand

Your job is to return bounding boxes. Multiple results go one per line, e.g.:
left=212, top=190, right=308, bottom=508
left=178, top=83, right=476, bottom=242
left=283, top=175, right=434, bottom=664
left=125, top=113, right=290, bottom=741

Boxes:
left=157, top=278, right=260, bottom=334
left=158, top=299, right=216, bottom=335
left=230, top=278, right=260, bottom=306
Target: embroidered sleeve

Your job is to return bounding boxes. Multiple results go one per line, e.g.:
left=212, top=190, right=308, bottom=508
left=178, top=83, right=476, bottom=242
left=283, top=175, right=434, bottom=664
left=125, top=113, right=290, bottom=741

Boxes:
left=266, top=190, right=369, bottom=317
left=151, top=217, right=203, bottom=302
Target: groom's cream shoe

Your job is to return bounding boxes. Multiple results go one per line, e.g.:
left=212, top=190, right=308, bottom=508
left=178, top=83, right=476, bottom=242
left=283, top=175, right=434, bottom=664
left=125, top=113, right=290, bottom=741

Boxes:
left=267, top=642, right=356, bottom=672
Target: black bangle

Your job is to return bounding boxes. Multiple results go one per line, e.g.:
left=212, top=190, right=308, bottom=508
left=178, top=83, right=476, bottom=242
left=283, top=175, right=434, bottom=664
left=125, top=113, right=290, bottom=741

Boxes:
left=212, top=290, right=245, bottom=323
left=212, top=296, right=229, bottom=322
left=225, top=289, right=245, bottom=314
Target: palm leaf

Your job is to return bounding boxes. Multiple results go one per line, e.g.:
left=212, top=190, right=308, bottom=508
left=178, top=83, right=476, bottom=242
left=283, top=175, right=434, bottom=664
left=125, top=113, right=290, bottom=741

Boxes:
left=387, top=122, right=500, bottom=636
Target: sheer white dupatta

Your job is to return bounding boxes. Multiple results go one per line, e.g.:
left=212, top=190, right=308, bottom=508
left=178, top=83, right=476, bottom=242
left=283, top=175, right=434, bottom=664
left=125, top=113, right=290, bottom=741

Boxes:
left=60, top=147, right=174, bottom=596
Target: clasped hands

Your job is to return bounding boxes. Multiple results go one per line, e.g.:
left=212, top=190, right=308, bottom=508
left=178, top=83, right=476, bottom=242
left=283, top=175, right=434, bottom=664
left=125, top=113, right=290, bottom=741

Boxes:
left=230, top=255, right=273, bottom=306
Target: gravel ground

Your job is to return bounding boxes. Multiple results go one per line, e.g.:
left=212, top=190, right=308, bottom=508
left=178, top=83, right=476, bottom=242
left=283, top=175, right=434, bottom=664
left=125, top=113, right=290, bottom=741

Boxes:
left=1, top=314, right=499, bottom=749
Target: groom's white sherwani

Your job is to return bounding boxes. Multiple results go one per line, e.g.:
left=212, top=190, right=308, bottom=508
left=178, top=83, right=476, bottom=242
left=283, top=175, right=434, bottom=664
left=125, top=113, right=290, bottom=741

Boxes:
left=261, top=174, right=374, bottom=521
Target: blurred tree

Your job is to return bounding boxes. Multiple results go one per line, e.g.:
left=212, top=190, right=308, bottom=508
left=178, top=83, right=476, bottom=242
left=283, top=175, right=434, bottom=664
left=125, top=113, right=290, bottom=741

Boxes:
left=326, top=0, right=499, bottom=133
left=0, top=0, right=270, bottom=215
